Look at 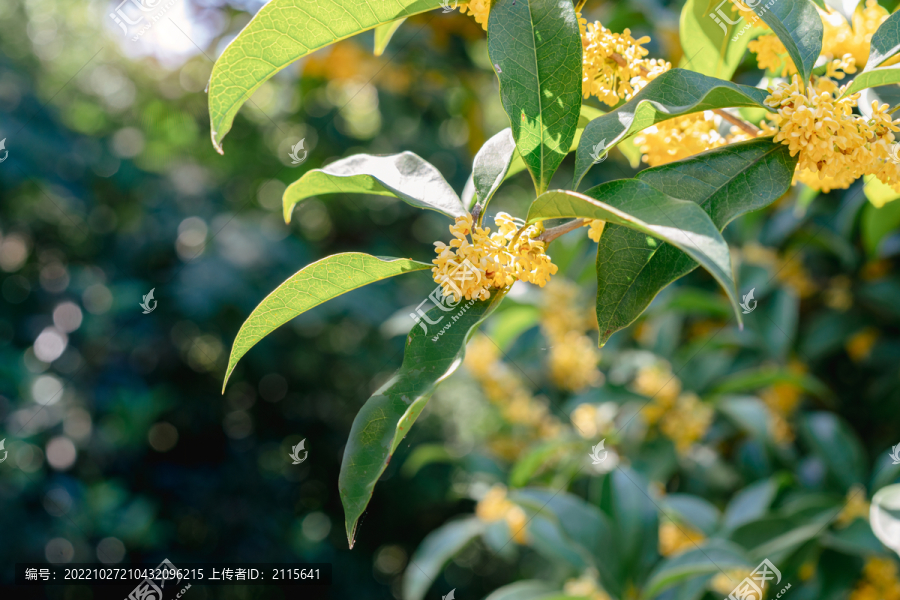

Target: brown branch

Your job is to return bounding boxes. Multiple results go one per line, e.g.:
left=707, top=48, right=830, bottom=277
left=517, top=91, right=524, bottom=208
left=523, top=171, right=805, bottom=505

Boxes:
left=609, top=52, right=760, bottom=137
left=537, top=219, right=585, bottom=244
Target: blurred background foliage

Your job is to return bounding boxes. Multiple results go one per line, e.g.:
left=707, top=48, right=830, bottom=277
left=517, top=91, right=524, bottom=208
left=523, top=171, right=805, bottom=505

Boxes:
left=1, top=0, right=900, bottom=599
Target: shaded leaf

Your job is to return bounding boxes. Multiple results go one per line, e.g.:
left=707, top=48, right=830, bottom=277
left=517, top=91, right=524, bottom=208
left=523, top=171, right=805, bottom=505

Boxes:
left=526, top=186, right=740, bottom=330
left=751, top=0, right=823, bottom=84
left=641, top=540, right=754, bottom=600
left=208, top=0, right=445, bottom=152
left=573, top=69, right=770, bottom=186
left=488, top=0, right=583, bottom=193
left=592, top=139, right=796, bottom=345
left=864, top=10, right=900, bottom=69
left=283, top=152, right=466, bottom=222
left=223, top=253, right=430, bottom=389
left=402, top=517, right=487, bottom=600
left=799, top=412, right=867, bottom=491
left=339, top=290, right=508, bottom=547
left=722, top=477, right=780, bottom=531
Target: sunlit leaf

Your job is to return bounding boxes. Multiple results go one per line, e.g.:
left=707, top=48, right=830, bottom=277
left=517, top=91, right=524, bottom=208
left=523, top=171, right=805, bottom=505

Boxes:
left=374, top=18, right=406, bottom=56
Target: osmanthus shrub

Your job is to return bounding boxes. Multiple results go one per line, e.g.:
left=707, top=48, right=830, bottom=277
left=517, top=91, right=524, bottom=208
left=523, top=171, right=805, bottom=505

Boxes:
left=207, top=0, right=900, bottom=555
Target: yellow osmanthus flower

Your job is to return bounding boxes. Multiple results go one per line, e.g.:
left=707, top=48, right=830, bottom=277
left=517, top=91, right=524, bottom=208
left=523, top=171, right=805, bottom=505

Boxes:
left=850, top=557, right=900, bottom=600
left=475, top=485, right=529, bottom=544
left=748, top=34, right=796, bottom=77
left=759, top=360, right=806, bottom=444
left=580, top=18, right=670, bottom=106
left=824, top=275, right=853, bottom=310
left=711, top=569, right=757, bottom=595
left=563, top=573, right=613, bottom=600
left=570, top=402, right=618, bottom=439
left=635, top=112, right=752, bottom=167
left=458, top=0, right=490, bottom=30
left=433, top=213, right=558, bottom=302
left=823, top=0, right=891, bottom=68
left=583, top=219, right=606, bottom=242
left=837, top=485, right=871, bottom=528
left=659, top=392, right=714, bottom=453
left=634, top=363, right=682, bottom=424
left=541, top=279, right=601, bottom=392
left=846, top=328, right=879, bottom=362
left=659, top=520, right=705, bottom=556
left=763, top=75, right=900, bottom=193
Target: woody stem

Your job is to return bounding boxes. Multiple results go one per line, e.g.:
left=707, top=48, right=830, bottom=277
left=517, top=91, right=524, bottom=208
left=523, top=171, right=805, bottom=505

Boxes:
left=537, top=219, right=585, bottom=244
left=608, top=52, right=760, bottom=136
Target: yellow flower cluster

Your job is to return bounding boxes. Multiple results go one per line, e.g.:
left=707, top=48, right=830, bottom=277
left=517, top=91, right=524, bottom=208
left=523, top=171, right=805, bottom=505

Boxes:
left=837, top=485, right=871, bottom=527
left=659, top=520, right=705, bottom=556
left=465, top=335, right=563, bottom=443
left=634, top=112, right=752, bottom=167
left=758, top=360, right=806, bottom=444
left=823, top=0, right=890, bottom=68
left=541, top=280, right=602, bottom=392
left=458, top=0, right=490, bottom=30
left=570, top=402, right=618, bottom=440
left=748, top=34, right=796, bottom=77
left=634, top=363, right=713, bottom=453
left=846, top=328, right=878, bottom=362
left=583, top=219, right=606, bottom=242
left=475, top=485, right=529, bottom=544
left=433, top=213, right=558, bottom=301
left=580, top=17, right=670, bottom=106
left=762, top=75, right=900, bottom=190
left=850, top=557, right=900, bottom=600
left=563, top=573, right=613, bottom=600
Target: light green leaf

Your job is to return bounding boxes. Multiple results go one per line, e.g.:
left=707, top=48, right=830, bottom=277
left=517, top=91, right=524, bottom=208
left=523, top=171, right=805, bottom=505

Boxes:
left=402, top=517, right=487, bottom=600
left=222, top=253, right=430, bottom=390
left=679, top=0, right=753, bottom=80
left=864, top=10, right=900, bottom=69
left=799, top=412, right=867, bottom=491
left=751, top=0, right=823, bottom=84
left=339, top=290, right=508, bottom=547
left=573, top=69, right=770, bottom=186
left=374, top=18, right=406, bottom=56
left=526, top=186, right=741, bottom=329
left=282, top=152, right=466, bottom=222
left=593, top=139, right=796, bottom=345
left=207, top=0, right=445, bottom=152
left=509, top=438, right=579, bottom=487
left=722, top=478, right=779, bottom=531
left=488, top=0, right=583, bottom=193
left=662, top=494, right=721, bottom=536
left=641, top=540, right=754, bottom=600
left=472, top=128, right=517, bottom=213
left=842, top=65, right=900, bottom=96
left=710, top=363, right=833, bottom=400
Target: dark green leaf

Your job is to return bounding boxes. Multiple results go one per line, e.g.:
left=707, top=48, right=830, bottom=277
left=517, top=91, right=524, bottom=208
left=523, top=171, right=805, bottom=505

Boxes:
left=864, top=10, right=900, bottom=69
left=593, top=139, right=796, bottom=346
left=526, top=186, right=741, bottom=332
left=207, top=0, right=445, bottom=152
left=641, top=540, right=754, bottom=600
left=573, top=69, right=770, bottom=186
left=488, top=0, right=583, bottom=193
left=799, top=412, right=867, bottom=491
left=283, top=152, right=466, bottom=222
left=223, top=253, right=430, bottom=390
left=339, top=290, right=508, bottom=547
left=751, top=0, right=823, bottom=84
left=662, top=494, right=721, bottom=536
left=374, top=18, right=406, bottom=56
left=722, top=477, right=779, bottom=531
left=402, top=517, right=487, bottom=600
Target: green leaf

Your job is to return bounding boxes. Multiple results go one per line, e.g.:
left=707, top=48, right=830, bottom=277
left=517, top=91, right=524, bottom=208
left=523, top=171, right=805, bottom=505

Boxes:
left=488, top=0, right=583, bottom=193
left=864, top=10, right=900, bottom=69
left=751, top=0, right=823, bottom=84
left=485, top=581, right=557, bottom=600
left=509, top=438, right=579, bottom=487
left=842, top=65, right=900, bottom=96
left=722, top=477, right=779, bottom=531
left=641, top=540, right=753, bottom=600
left=472, top=128, right=517, bottom=213
left=339, top=290, right=508, bottom=547
left=207, top=0, right=445, bottom=152
left=526, top=186, right=741, bottom=330
left=799, top=412, right=867, bottom=491
left=400, top=443, right=454, bottom=478
left=222, top=253, right=430, bottom=390
left=679, top=0, right=753, bottom=80
left=710, top=363, right=833, bottom=401
left=600, top=468, right=658, bottom=589
left=593, top=139, right=796, bottom=346
left=662, top=494, right=721, bottom=536
left=373, top=18, right=407, bottom=56
left=402, top=517, right=487, bottom=600
left=282, top=152, right=466, bottom=223
left=573, top=69, right=770, bottom=186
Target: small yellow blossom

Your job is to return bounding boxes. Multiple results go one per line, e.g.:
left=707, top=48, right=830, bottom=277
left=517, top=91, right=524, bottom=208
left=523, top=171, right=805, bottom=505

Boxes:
left=433, top=213, right=558, bottom=302
left=476, top=485, right=529, bottom=543
left=850, top=557, right=900, bottom=600
left=659, top=520, right=705, bottom=556
left=571, top=402, right=618, bottom=440
left=837, top=485, right=871, bottom=528
left=748, top=34, right=796, bottom=77
left=659, top=392, right=714, bottom=453
left=584, top=219, right=606, bottom=242
left=541, top=279, right=602, bottom=392
left=846, top=328, right=878, bottom=362
left=459, top=0, right=490, bottom=30
left=634, top=363, right=682, bottom=409
left=563, top=573, right=613, bottom=600
left=711, top=570, right=756, bottom=595
left=634, top=112, right=750, bottom=167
